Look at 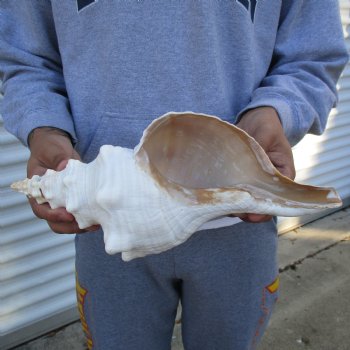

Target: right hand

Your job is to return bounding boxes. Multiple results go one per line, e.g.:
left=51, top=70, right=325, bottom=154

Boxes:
left=236, top=107, right=296, bottom=223
left=27, top=127, right=100, bottom=234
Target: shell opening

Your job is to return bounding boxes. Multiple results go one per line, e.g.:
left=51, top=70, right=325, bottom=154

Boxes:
left=136, top=113, right=341, bottom=206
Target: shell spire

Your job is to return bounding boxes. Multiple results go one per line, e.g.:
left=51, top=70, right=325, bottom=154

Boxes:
left=11, top=175, right=47, bottom=204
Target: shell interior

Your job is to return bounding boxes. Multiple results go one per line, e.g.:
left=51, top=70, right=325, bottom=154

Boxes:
left=135, top=112, right=341, bottom=207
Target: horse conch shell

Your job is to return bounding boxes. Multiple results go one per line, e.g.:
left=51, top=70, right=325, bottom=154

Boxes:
left=11, top=112, right=342, bottom=261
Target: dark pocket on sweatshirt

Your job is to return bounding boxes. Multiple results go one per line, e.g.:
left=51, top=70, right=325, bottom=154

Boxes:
left=82, top=112, right=154, bottom=162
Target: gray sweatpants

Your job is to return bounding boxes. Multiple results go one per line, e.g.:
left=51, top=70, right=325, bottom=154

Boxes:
left=75, top=220, right=279, bottom=350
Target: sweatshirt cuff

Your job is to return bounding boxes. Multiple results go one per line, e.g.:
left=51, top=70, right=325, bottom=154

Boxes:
left=236, top=93, right=299, bottom=145
left=17, top=109, right=77, bottom=147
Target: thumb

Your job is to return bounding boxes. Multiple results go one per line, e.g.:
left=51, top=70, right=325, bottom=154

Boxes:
left=56, top=159, right=69, bottom=171
left=55, top=149, right=81, bottom=171
left=277, top=160, right=295, bottom=180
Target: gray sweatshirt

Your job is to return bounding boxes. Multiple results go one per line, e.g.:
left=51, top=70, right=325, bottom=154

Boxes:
left=0, top=0, right=348, bottom=160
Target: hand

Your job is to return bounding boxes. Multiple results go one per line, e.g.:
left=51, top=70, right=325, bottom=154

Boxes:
left=236, top=107, right=296, bottom=223
left=27, top=127, right=100, bottom=234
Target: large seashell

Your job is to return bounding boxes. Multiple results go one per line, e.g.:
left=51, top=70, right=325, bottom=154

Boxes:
left=11, top=112, right=342, bottom=261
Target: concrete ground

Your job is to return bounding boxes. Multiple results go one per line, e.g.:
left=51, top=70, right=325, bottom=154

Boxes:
left=13, top=207, right=350, bottom=350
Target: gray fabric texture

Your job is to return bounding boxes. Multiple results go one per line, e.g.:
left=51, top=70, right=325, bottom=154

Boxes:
left=75, top=220, right=279, bottom=350
left=0, top=0, right=348, bottom=149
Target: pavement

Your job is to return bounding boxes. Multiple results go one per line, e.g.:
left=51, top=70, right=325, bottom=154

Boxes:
left=13, top=207, right=350, bottom=350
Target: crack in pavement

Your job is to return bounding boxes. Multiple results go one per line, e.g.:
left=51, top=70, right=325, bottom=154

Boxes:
left=279, top=235, right=350, bottom=273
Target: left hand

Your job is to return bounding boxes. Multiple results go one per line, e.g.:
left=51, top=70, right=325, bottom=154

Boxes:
left=27, top=127, right=100, bottom=234
left=236, top=107, right=296, bottom=223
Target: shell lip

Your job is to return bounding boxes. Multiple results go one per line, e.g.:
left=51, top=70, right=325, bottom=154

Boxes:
left=134, top=111, right=343, bottom=211
left=180, top=183, right=342, bottom=209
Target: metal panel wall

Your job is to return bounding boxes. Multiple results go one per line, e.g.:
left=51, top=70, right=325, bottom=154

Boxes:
left=0, top=90, right=78, bottom=349
left=278, top=0, right=350, bottom=232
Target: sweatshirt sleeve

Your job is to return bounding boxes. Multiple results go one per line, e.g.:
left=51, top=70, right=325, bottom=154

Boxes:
left=0, top=1, right=77, bottom=146
left=238, top=0, right=349, bottom=146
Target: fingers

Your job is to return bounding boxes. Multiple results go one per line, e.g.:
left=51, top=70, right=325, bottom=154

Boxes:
left=266, top=147, right=295, bottom=180
left=29, top=198, right=100, bottom=233
left=29, top=198, right=75, bottom=222
left=56, top=159, right=69, bottom=171
left=238, top=213, right=272, bottom=223
left=47, top=221, right=101, bottom=234
left=47, top=220, right=85, bottom=234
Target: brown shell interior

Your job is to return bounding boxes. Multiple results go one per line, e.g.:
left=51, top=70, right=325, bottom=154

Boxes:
left=137, top=113, right=340, bottom=205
